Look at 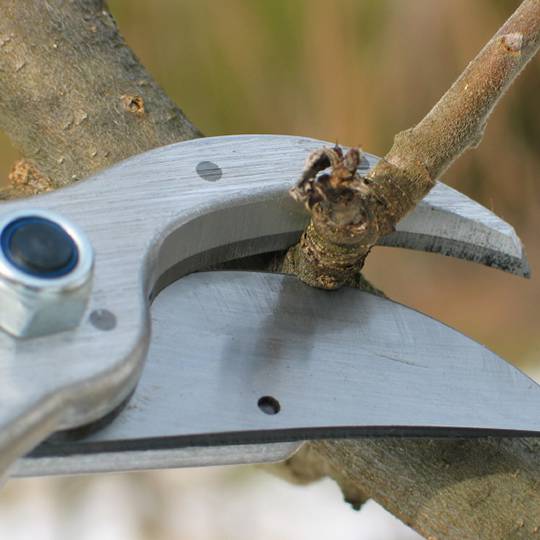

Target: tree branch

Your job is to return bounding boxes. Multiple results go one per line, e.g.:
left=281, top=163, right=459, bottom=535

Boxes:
left=285, top=0, right=540, bottom=289
left=270, top=437, right=540, bottom=539
left=0, top=0, right=201, bottom=198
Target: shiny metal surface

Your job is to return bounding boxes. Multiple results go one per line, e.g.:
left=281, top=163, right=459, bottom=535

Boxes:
left=0, top=209, right=94, bottom=338
left=0, top=134, right=529, bottom=475
left=17, top=271, right=540, bottom=477
left=15, top=442, right=302, bottom=477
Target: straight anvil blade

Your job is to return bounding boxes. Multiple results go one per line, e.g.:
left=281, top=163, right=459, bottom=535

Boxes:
left=17, top=271, right=540, bottom=477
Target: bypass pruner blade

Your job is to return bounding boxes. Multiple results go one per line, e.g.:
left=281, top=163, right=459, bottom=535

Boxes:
left=0, top=134, right=533, bottom=479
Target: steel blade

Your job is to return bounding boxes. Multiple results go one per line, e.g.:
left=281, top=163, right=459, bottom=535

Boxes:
left=17, top=271, right=540, bottom=476
left=0, top=134, right=529, bottom=480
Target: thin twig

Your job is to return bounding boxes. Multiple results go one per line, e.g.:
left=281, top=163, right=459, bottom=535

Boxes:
left=286, top=0, right=540, bottom=289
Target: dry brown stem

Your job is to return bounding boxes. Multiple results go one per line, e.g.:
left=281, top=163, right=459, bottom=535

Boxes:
left=286, top=0, right=540, bottom=289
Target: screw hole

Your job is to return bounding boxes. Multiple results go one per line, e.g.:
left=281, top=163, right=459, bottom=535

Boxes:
left=89, top=309, right=116, bottom=331
left=258, top=395, right=280, bottom=415
left=196, top=161, right=222, bottom=182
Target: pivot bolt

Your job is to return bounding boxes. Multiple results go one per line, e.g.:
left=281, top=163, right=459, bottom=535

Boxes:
left=0, top=210, right=94, bottom=338
left=2, top=217, right=78, bottom=277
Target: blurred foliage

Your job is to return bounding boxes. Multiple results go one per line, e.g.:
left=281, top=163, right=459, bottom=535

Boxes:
left=0, top=0, right=539, bottom=363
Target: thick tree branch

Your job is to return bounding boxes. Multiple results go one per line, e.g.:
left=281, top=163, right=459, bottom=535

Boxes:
left=286, top=0, right=540, bottom=289
left=272, top=438, right=540, bottom=539
left=0, top=0, right=201, bottom=198
left=1, top=1, right=539, bottom=539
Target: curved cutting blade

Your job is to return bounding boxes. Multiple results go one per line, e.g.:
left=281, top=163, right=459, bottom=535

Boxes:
left=384, top=181, right=529, bottom=277
left=17, top=271, right=540, bottom=476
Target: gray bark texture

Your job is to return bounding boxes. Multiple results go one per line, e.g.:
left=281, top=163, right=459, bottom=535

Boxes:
left=0, top=0, right=200, bottom=196
left=0, top=1, right=539, bottom=539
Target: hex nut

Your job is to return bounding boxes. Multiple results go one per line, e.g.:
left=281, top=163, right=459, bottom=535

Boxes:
left=0, top=210, right=93, bottom=338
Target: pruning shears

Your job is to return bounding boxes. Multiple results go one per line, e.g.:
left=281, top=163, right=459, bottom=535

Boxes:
left=0, top=134, right=536, bottom=480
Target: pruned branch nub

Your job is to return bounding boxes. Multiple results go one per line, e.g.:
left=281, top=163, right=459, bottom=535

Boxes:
left=290, top=146, right=366, bottom=212
left=284, top=142, right=434, bottom=289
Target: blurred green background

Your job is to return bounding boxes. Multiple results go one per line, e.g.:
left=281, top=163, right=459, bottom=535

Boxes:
left=0, top=1, right=538, bottom=538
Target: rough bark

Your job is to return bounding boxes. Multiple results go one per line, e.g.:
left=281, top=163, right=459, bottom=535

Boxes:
left=1, top=1, right=539, bottom=539
left=285, top=0, right=540, bottom=289
left=0, top=0, right=200, bottom=198
left=270, top=438, right=540, bottom=539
